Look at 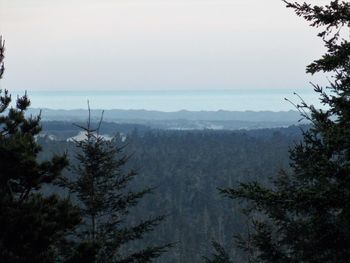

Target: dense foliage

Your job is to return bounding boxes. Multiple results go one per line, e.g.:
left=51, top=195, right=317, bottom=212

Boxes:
left=62, top=119, right=170, bottom=263
left=205, top=1, right=350, bottom=262
left=38, top=125, right=301, bottom=263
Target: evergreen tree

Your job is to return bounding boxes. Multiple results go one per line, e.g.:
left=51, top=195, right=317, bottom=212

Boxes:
left=207, top=1, right=350, bottom=262
left=0, top=36, right=81, bottom=263
left=203, top=242, right=234, bottom=263
left=64, top=112, right=171, bottom=263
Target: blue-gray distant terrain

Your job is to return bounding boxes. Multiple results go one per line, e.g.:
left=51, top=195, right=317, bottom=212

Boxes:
left=29, top=109, right=306, bottom=131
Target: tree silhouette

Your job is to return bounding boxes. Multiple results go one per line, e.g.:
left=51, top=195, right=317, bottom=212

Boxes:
left=207, top=1, right=350, bottom=262
left=64, top=109, right=171, bottom=263
left=0, top=36, right=80, bottom=263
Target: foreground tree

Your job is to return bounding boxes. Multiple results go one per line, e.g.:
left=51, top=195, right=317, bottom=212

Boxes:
left=0, top=36, right=80, bottom=262
left=206, top=1, right=350, bottom=262
left=64, top=113, right=171, bottom=263
left=204, top=242, right=234, bottom=263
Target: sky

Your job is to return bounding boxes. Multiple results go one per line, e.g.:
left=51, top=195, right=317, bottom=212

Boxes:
left=0, top=0, right=330, bottom=92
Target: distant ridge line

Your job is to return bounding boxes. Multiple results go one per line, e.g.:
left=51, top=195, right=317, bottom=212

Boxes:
left=28, top=108, right=304, bottom=123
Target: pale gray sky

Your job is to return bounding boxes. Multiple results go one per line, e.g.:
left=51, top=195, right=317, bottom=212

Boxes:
left=0, top=0, right=329, bottom=91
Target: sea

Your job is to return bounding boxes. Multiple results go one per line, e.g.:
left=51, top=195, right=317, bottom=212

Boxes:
left=12, top=89, right=321, bottom=112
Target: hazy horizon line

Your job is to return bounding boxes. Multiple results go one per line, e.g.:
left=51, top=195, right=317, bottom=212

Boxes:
left=28, top=107, right=299, bottom=113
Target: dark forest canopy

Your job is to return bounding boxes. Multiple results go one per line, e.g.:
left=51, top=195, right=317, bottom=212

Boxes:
left=38, top=125, right=302, bottom=263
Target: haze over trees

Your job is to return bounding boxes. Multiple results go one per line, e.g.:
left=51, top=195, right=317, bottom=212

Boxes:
left=0, top=39, right=170, bottom=262
left=1, top=0, right=349, bottom=262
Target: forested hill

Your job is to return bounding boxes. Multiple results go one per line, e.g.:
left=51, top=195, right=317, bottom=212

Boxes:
left=30, top=109, right=305, bottom=130
left=39, top=124, right=304, bottom=263
left=40, top=120, right=308, bottom=141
